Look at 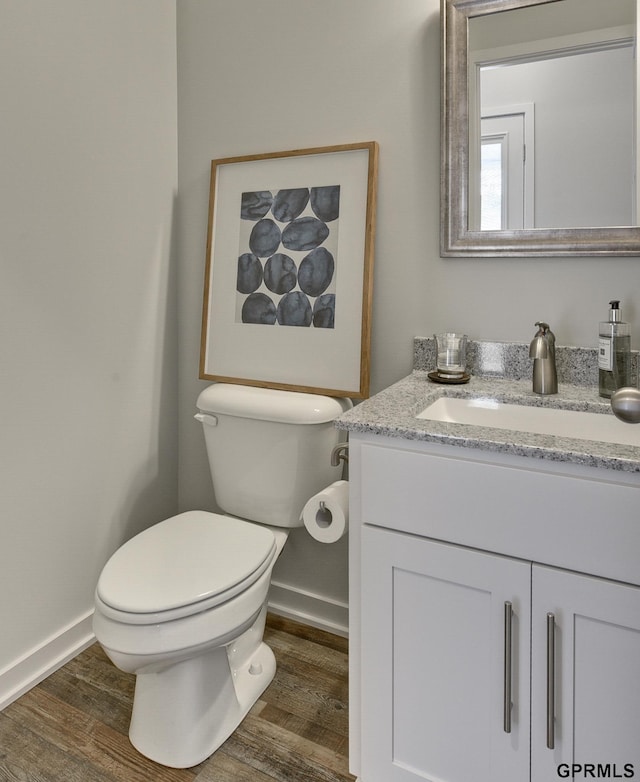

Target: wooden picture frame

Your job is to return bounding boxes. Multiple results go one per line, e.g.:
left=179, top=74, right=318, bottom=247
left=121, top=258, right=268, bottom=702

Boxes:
left=200, top=142, right=378, bottom=398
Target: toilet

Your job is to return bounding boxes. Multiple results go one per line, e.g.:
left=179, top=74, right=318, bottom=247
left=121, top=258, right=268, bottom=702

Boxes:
left=93, top=383, right=351, bottom=768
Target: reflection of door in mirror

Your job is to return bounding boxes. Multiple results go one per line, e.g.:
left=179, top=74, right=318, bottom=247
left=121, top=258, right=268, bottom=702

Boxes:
left=473, top=108, right=534, bottom=230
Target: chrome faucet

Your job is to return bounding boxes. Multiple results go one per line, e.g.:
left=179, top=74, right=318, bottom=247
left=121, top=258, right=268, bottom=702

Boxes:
left=529, top=322, right=558, bottom=395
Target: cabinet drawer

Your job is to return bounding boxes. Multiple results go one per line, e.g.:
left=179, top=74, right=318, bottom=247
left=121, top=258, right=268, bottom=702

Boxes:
left=358, top=438, right=640, bottom=586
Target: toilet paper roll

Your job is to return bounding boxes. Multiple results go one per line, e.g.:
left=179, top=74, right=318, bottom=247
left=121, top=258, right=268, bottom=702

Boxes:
left=301, top=480, right=349, bottom=544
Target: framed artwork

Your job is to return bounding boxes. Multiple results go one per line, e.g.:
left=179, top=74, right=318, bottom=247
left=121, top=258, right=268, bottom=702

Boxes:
left=199, top=142, right=378, bottom=399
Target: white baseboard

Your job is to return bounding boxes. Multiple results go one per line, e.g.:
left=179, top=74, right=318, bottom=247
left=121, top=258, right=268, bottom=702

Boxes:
left=0, top=588, right=347, bottom=712
left=268, top=580, right=348, bottom=638
left=0, top=610, right=95, bottom=711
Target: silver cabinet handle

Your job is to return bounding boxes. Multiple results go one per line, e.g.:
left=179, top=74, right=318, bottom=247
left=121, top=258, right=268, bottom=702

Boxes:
left=503, top=601, right=513, bottom=733
left=546, top=612, right=556, bottom=749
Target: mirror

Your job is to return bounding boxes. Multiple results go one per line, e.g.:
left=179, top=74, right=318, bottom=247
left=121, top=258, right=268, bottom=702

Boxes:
left=441, top=0, right=640, bottom=256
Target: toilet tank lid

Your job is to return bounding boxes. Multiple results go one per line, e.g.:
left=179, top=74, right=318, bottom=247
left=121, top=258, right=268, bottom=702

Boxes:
left=196, top=383, right=352, bottom=424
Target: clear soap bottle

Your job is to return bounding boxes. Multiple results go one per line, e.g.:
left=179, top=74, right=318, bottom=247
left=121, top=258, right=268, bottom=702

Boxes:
left=598, top=299, right=631, bottom=398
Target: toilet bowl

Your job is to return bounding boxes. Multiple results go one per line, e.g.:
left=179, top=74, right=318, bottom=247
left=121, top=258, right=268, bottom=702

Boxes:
left=93, top=510, right=289, bottom=768
left=93, top=383, right=351, bottom=768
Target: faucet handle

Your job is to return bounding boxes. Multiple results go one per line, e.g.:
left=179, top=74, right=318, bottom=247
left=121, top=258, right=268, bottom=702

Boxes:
left=530, top=322, right=550, bottom=358
left=529, top=335, right=548, bottom=359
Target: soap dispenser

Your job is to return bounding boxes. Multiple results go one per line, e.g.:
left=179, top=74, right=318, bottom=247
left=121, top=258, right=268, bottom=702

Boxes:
left=598, top=299, right=631, bottom=398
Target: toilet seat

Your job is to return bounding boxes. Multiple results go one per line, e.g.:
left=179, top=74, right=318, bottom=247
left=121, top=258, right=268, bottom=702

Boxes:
left=96, top=511, right=276, bottom=625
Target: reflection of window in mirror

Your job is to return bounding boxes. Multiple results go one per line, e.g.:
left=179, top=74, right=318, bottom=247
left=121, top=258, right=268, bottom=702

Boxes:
left=478, top=109, right=533, bottom=230
left=480, top=139, right=503, bottom=230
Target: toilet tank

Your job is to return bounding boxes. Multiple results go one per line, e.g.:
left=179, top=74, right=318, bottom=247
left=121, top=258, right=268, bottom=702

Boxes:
left=196, top=384, right=352, bottom=528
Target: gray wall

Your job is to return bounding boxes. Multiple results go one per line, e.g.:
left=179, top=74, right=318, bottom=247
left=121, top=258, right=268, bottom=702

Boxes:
left=0, top=1, right=178, bottom=701
left=176, top=0, right=640, bottom=629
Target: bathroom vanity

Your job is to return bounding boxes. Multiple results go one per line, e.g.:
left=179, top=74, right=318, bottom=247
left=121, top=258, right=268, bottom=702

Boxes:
left=338, top=343, right=640, bottom=782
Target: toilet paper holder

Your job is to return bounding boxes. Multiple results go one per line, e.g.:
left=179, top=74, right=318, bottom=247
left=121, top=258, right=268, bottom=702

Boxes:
left=316, top=500, right=333, bottom=528
left=302, top=479, right=349, bottom=542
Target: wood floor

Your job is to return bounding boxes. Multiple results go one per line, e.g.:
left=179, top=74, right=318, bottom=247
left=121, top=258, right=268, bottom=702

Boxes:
left=0, top=614, right=355, bottom=782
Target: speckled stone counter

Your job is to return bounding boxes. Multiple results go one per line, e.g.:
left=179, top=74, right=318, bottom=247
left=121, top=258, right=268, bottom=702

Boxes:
left=337, top=339, right=640, bottom=474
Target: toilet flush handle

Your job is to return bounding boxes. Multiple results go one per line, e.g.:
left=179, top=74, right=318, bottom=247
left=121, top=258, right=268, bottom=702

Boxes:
left=194, top=413, right=218, bottom=427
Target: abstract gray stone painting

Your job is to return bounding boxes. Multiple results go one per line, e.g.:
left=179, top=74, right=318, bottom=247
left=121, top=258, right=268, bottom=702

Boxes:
left=236, top=185, right=340, bottom=328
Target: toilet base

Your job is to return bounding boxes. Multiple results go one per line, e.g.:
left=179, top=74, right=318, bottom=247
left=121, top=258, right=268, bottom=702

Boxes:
left=128, top=639, right=276, bottom=768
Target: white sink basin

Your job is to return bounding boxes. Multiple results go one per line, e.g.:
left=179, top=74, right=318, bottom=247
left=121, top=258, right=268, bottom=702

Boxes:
left=417, top=396, right=640, bottom=446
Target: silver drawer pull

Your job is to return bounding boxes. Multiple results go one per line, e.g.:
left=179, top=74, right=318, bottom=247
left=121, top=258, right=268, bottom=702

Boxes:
left=547, top=612, right=556, bottom=749
left=503, top=601, right=513, bottom=733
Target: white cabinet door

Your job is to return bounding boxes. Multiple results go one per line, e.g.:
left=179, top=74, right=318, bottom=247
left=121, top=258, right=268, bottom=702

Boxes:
left=361, top=525, right=531, bottom=782
left=531, top=566, right=640, bottom=782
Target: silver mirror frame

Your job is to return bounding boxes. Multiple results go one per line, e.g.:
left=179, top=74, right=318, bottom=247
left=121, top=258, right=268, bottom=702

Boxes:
left=441, top=0, right=640, bottom=257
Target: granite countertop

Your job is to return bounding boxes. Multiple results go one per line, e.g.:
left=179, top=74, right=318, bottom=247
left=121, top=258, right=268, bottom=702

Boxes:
left=337, top=371, right=640, bottom=474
